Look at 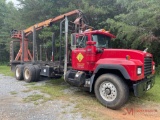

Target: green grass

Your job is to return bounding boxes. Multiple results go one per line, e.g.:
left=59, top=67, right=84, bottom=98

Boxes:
left=129, top=75, right=160, bottom=104
left=22, top=89, right=32, bottom=93
left=10, top=91, right=18, bottom=95
left=29, top=79, right=68, bottom=99
left=23, top=94, right=48, bottom=102
left=24, top=82, right=36, bottom=86
left=0, top=65, right=14, bottom=76
left=71, top=91, right=109, bottom=120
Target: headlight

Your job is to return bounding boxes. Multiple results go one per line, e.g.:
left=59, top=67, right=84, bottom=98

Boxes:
left=137, top=67, right=142, bottom=75
left=153, top=65, right=155, bottom=70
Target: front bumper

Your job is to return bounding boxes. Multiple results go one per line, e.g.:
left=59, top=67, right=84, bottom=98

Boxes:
left=133, top=75, right=155, bottom=97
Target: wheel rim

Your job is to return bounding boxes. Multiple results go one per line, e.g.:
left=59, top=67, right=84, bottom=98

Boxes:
left=24, top=69, right=30, bottom=80
left=99, top=81, right=117, bottom=102
left=16, top=68, right=20, bottom=77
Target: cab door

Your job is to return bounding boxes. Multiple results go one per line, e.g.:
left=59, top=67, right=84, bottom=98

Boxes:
left=71, top=34, right=89, bottom=70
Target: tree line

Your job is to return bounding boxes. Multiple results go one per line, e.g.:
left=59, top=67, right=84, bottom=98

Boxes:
left=0, top=0, right=160, bottom=65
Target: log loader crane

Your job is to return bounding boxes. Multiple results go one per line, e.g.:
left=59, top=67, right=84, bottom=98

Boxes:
left=10, top=10, right=155, bottom=109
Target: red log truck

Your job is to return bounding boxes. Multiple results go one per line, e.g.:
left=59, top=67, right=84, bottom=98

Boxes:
left=10, top=10, right=155, bottom=109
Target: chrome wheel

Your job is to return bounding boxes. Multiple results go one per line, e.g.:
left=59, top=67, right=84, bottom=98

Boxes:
left=24, top=69, right=30, bottom=80
left=15, top=65, right=24, bottom=80
left=16, top=68, right=20, bottom=77
left=99, top=81, right=117, bottom=102
left=95, top=74, right=129, bottom=109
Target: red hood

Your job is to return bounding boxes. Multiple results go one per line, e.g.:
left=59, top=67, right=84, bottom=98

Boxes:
left=98, top=49, right=152, bottom=62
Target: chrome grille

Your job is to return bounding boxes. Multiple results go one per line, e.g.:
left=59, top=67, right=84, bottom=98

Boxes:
left=144, top=57, right=152, bottom=76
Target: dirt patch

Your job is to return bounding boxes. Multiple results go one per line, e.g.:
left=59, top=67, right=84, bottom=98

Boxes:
left=82, top=98, right=160, bottom=120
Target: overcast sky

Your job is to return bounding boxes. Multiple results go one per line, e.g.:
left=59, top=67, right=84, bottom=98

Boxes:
left=6, top=0, right=20, bottom=6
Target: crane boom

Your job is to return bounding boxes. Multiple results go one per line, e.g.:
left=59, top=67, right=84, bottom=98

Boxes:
left=11, top=9, right=82, bottom=38
left=10, top=9, right=84, bottom=62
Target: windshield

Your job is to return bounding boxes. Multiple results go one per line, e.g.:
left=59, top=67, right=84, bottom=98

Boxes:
left=92, top=34, right=111, bottom=48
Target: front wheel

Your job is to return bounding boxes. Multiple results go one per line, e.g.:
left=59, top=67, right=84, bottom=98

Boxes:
left=94, top=74, right=129, bottom=110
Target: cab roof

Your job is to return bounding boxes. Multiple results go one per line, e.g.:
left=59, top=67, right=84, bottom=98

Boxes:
left=83, top=29, right=116, bottom=38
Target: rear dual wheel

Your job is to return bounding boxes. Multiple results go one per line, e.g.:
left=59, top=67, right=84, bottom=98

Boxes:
left=23, top=65, right=40, bottom=82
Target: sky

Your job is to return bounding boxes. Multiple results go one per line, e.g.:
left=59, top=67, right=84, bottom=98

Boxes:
left=6, top=0, right=20, bottom=7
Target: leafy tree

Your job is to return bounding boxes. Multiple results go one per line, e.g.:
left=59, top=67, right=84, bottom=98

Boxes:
left=0, top=0, right=10, bottom=63
left=107, top=0, right=160, bottom=64
left=0, top=0, right=21, bottom=63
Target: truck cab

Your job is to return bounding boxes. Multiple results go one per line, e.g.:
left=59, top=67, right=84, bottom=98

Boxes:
left=65, top=29, right=155, bottom=109
left=71, top=29, right=115, bottom=71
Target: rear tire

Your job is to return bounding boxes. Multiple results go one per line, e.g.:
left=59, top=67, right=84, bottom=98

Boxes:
left=23, top=65, right=36, bottom=82
left=94, top=74, right=129, bottom=110
left=33, top=65, right=40, bottom=81
left=15, top=65, right=24, bottom=80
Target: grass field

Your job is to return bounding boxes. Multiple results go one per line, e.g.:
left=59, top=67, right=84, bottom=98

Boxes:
left=0, top=65, right=160, bottom=120
left=0, top=66, right=14, bottom=76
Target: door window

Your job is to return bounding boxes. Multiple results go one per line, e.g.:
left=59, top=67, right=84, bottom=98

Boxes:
left=76, top=36, right=88, bottom=48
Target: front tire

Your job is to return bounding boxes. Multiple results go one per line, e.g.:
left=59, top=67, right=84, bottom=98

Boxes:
left=94, top=74, right=129, bottom=110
